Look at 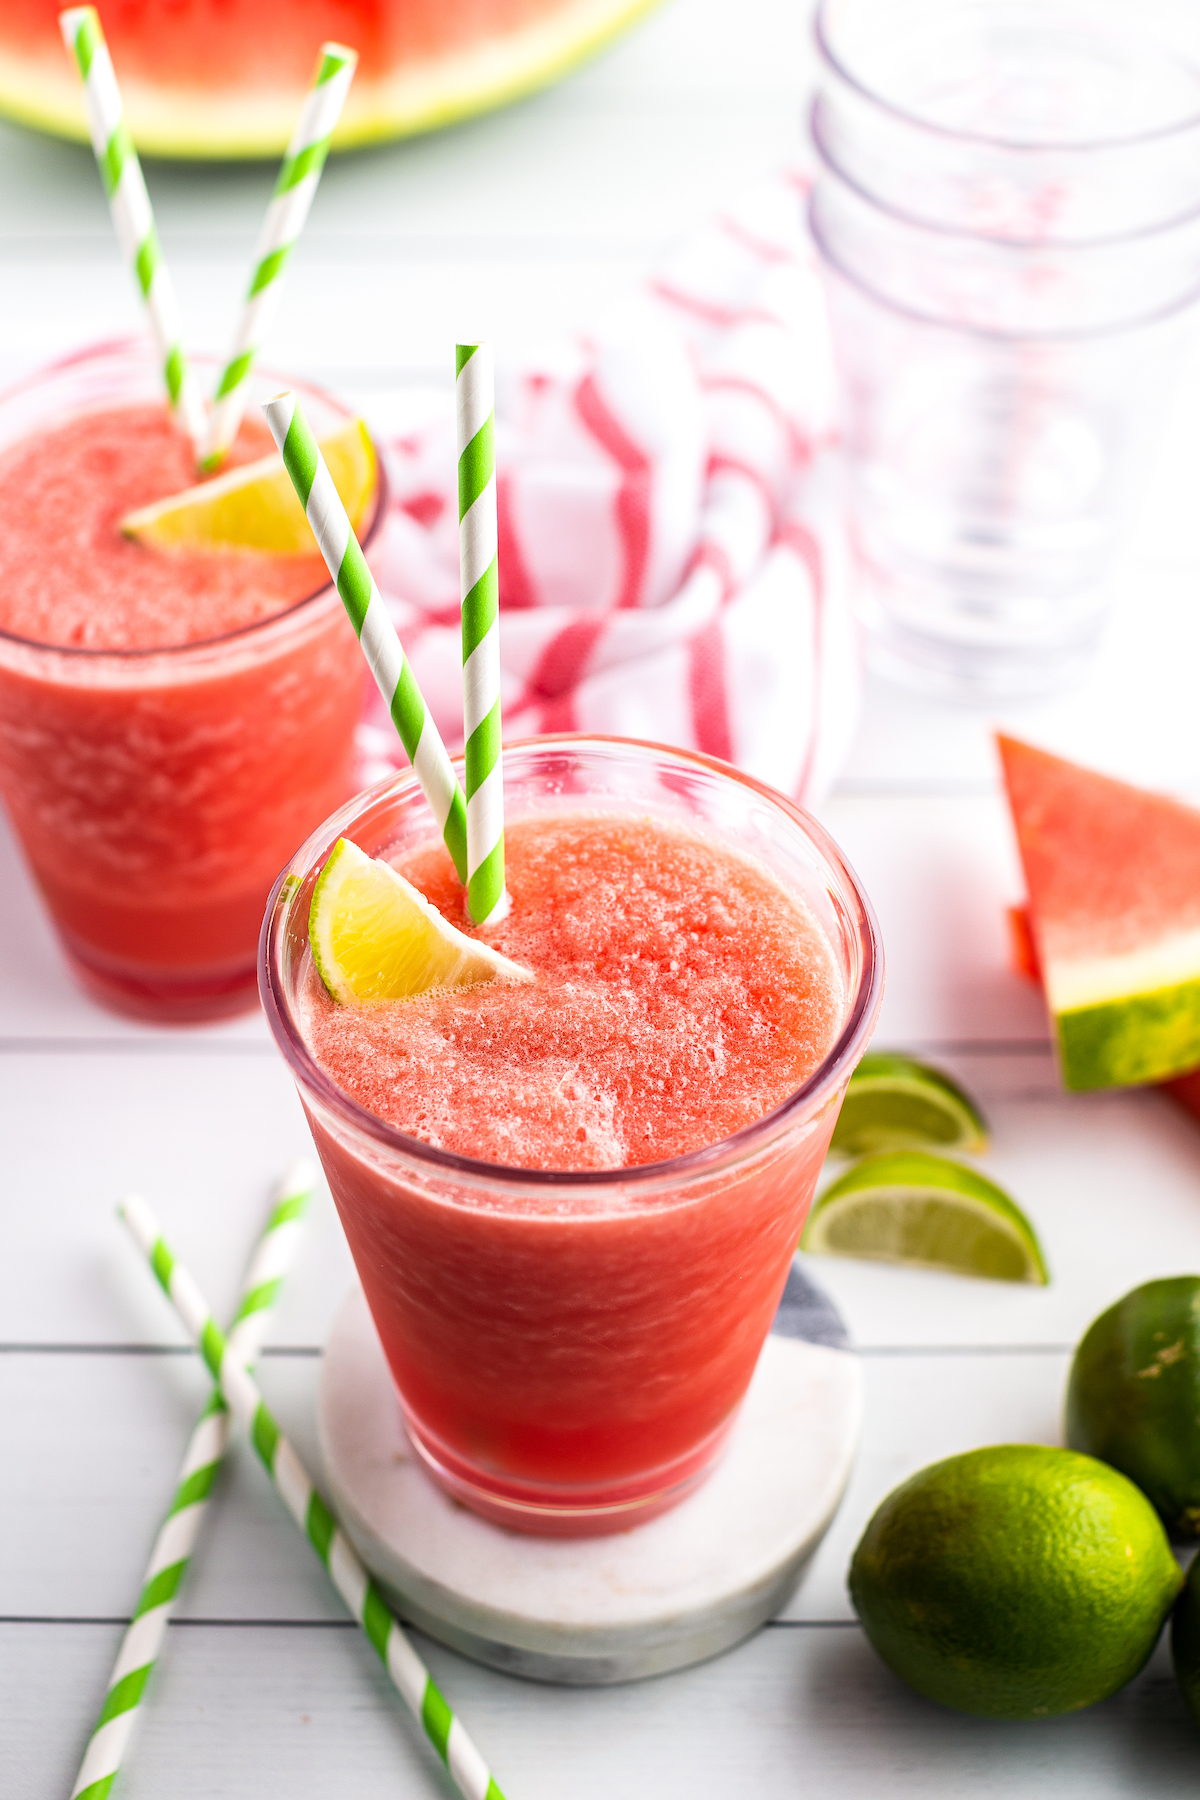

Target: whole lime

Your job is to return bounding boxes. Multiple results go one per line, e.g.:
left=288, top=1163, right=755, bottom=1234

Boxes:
left=1171, top=1553, right=1200, bottom=1727
left=1066, top=1276, right=1200, bottom=1537
left=849, top=1444, right=1183, bottom=1718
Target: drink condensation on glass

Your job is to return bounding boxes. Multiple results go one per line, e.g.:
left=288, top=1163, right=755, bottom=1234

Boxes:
left=261, top=736, right=883, bottom=1537
left=811, top=0, right=1200, bottom=698
left=0, top=340, right=380, bottom=1021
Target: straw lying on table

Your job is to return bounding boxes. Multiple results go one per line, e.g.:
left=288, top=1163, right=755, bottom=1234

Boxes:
left=73, top=1163, right=316, bottom=1800
left=262, top=389, right=470, bottom=883
left=118, top=1195, right=507, bottom=1800
left=59, top=7, right=206, bottom=446
left=456, top=344, right=508, bottom=926
left=201, top=43, right=358, bottom=471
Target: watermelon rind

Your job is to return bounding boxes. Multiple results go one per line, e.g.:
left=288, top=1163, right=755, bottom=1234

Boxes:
left=997, top=735, right=1200, bottom=1095
left=0, top=0, right=662, bottom=160
left=1057, top=976, right=1200, bottom=1092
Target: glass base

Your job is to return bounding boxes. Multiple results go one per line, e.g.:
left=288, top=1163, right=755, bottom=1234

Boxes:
left=854, top=562, right=1107, bottom=702
left=864, top=620, right=1103, bottom=703
left=61, top=935, right=260, bottom=1024
left=402, top=1409, right=736, bottom=1540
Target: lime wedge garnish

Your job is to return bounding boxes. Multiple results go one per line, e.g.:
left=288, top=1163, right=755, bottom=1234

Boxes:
left=120, top=418, right=376, bottom=553
left=801, top=1151, right=1048, bottom=1284
left=831, top=1053, right=989, bottom=1157
left=309, top=837, right=532, bottom=1005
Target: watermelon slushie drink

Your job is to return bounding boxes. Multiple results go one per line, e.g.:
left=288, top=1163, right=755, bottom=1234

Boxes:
left=0, top=341, right=377, bottom=1020
left=262, top=737, right=882, bottom=1535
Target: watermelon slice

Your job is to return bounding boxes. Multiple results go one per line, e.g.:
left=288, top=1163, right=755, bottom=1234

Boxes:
left=0, top=0, right=661, bottom=159
left=998, top=735, right=1200, bottom=1092
left=1005, top=897, right=1200, bottom=1123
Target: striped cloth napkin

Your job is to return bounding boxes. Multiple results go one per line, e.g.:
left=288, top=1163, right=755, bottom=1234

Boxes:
left=362, top=169, right=859, bottom=806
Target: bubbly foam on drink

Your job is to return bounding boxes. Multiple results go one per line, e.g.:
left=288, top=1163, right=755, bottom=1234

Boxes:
left=0, top=405, right=326, bottom=649
left=300, top=815, right=846, bottom=1173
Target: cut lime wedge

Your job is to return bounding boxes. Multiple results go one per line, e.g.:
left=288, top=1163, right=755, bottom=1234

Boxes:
left=802, top=1151, right=1048, bottom=1284
left=831, top=1053, right=989, bottom=1157
left=121, top=418, right=376, bottom=553
left=309, top=837, right=532, bottom=1005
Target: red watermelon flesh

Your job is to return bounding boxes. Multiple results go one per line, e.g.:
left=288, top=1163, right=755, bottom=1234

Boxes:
left=1162, top=1067, right=1200, bottom=1124
left=1006, top=902, right=1041, bottom=985
left=6, top=0, right=562, bottom=93
left=0, top=0, right=661, bottom=158
left=998, top=735, right=1200, bottom=1091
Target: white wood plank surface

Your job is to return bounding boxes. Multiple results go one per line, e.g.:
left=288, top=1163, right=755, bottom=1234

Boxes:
left=5, top=0, right=1200, bottom=1789
left=3, top=1622, right=1196, bottom=1799
left=2, top=1347, right=1065, bottom=1625
left=5, top=1045, right=1200, bottom=1352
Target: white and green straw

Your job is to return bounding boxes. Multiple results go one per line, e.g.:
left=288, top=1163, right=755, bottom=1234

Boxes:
left=200, top=43, right=357, bottom=471
left=72, top=1162, right=316, bottom=1800
left=59, top=7, right=206, bottom=446
left=118, top=1194, right=507, bottom=1800
left=261, top=390, right=469, bottom=883
left=456, top=344, right=507, bottom=926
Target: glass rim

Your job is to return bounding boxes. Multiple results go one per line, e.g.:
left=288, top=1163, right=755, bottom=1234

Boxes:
left=0, top=335, right=388, bottom=664
left=810, top=97, right=1200, bottom=252
left=259, top=732, right=885, bottom=1194
left=815, top=0, right=1200, bottom=155
left=808, top=187, right=1200, bottom=342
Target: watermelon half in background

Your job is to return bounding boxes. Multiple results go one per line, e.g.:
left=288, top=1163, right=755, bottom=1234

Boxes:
left=0, top=0, right=661, bottom=159
left=999, top=734, right=1200, bottom=1093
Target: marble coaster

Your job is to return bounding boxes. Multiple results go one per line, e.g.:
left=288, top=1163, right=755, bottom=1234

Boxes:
left=319, top=1263, right=861, bottom=1685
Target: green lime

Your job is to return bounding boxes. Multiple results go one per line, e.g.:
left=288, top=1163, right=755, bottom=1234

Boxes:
left=309, top=837, right=531, bottom=1005
left=1170, top=1553, right=1200, bottom=1726
left=831, top=1052, right=989, bottom=1157
left=801, top=1150, right=1048, bottom=1283
left=850, top=1444, right=1183, bottom=1719
left=1066, top=1276, right=1200, bottom=1538
left=121, top=418, right=376, bottom=553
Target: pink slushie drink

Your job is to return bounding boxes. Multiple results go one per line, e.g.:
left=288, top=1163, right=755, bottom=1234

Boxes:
left=0, top=341, right=376, bottom=1021
left=263, top=738, right=882, bottom=1535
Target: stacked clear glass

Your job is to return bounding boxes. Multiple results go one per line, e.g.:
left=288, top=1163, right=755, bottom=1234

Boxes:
left=811, top=0, right=1200, bottom=697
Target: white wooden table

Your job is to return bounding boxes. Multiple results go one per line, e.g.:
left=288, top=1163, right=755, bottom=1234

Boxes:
left=5, top=0, right=1200, bottom=1790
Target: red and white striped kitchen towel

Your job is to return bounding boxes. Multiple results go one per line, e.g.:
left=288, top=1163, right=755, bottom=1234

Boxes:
left=361, top=169, right=859, bottom=806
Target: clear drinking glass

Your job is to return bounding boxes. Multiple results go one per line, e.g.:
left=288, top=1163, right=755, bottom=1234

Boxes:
left=810, top=0, right=1200, bottom=696
left=815, top=0, right=1200, bottom=240
left=810, top=168, right=1200, bottom=694
left=0, top=340, right=381, bottom=1021
left=260, top=736, right=883, bottom=1537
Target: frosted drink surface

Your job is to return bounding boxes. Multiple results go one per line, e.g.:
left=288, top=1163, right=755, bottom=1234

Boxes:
left=299, top=814, right=846, bottom=1172
left=0, top=374, right=367, bottom=1022
left=0, top=403, right=325, bottom=649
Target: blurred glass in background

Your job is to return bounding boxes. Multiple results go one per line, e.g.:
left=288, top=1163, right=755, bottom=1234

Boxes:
left=810, top=0, right=1200, bottom=698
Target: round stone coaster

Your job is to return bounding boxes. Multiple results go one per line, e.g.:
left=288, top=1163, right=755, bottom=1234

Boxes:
left=319, top=1265, right=862, bottom=1685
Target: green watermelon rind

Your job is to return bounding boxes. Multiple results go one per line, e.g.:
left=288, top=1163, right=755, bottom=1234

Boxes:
left=0, top=0, right=663, bottom=159
left=1058, top=976, right=1200, bottom=1091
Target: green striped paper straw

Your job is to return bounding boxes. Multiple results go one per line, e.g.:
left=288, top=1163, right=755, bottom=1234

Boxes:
left=200, top=43, right=357, bottom=472
left=262, top=389, right=469, bottom=884
left=456, top=344, right=508, bottom=926
left=118, top=1195, right=507, bottom=1800
left=71, top=1162, right=315, bottom=1800
left=59, top=8, right=206, bottom=446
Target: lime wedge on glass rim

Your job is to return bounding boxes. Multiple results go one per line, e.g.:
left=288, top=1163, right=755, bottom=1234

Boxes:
left=120, top=417, right=377, bottom=553
left=310, top=837, right=532, bottom=1005
left=801, top=1151, right=1049, bottom=1284
left=830, top=1052, right=989, bottom=1157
